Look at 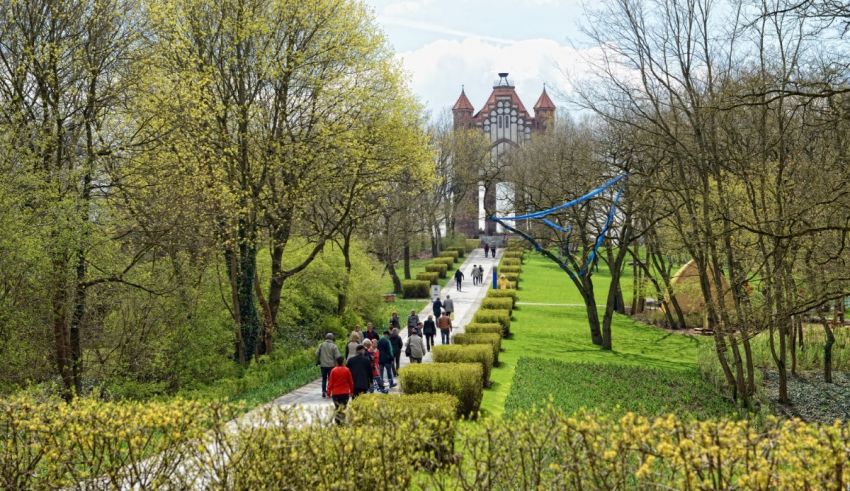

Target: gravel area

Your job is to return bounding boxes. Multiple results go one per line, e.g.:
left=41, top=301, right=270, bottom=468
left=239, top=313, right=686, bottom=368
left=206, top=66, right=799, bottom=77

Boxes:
left=763, top=370, right=850, bottom=423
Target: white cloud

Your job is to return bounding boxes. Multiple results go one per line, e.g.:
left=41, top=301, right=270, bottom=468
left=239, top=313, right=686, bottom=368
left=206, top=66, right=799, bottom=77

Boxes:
left=379, top=16, right=515, bottom=45
left=396, top=37, right=606, bottom=118
left=380, top=0, right=434, bottom=17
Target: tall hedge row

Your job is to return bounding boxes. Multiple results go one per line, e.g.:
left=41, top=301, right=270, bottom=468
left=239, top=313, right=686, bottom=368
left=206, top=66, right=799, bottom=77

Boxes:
left=452, top=333, right=501, bottom=366
left=432, top=345, right=494, bottom=387
left=399, top=363, right=483, bottom=417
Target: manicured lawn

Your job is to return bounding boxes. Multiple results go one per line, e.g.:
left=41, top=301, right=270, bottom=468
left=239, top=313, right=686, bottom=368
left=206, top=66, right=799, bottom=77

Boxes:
left=481, top=253, right=719, bottom=417
left=504, top=358, right=732, bottom=419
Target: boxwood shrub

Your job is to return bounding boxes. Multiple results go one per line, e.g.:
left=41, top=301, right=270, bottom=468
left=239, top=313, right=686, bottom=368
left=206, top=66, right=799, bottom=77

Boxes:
left=482, top=297, right=514, bottom=312
left=425, top=263, right=448, bottom=278
left=439, top=250, right=459, bottom=260
left=349, top=393, right=459, bottom=465
left=486, top=288, right=518, bottom=307
left=502, top=272, right=520, bottom=285
left=464, top=323, right=503, bottom=335
left=400, top=363, right=483, bottom=418
left=473, top=309, right=512, bottom=337
left=452, top=333, right=501, bottom=366
left=432, top=345, right=494, bottom=387
left=401, top=280, right=430, bottom=299
left=433, top=257, right=455, bottom=267
left=499, top=265, right=522, bottom=274
left=416, top=272, right=439, bottom=285
left=465, top=239, right=479, bottom=252
left=447, top=246, right=465, bottom=258
left=500, top=258, right=521, bottom=267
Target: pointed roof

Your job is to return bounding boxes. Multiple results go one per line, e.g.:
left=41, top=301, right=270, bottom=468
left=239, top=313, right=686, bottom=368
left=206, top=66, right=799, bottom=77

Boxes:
left=534, top=87, right=556, bottom=111
left=452, top=88, right=474, bottom=111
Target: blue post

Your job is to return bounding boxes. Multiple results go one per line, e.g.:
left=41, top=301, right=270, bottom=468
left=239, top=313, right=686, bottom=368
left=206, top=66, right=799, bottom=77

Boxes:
left=492, top=266, right=498, bottom=289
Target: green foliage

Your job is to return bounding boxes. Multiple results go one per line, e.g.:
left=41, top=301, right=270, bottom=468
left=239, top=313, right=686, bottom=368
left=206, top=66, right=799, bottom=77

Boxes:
left=481, top=297, right=514, bottom=312
left=433, top=345, right=494, bottom=387
left=416, top=272, right=440, bottom=285
left=502, top=272, right=521, bottom=285
left=399, top=363, right=483, bottom=417
left=473, top=309, right=512, bottom=337
left=499, top=265, right=522, bottom=274
left=464, top=323, right=503, bottom=335
left=402, top=280, right=430, bottom=299
left=425, top=263, right=448, bottom=278
left=433, top=257, right=456, bottom=268
left=438, top=250, right=459, bottom=261
left=504, top=358, right=732, bottom=419
left=465, top=239, right=479, bottom=252
left=486, top=288, right=518, bottom=307
left=500, top=258, right=521, bottom=267
left=503, top=250, right=525, bottom=262
left=447, top=246, right=465, bottom=258
left=349, top=393, right=458, bottom=464
left=452, top=333, right=502, bottom=366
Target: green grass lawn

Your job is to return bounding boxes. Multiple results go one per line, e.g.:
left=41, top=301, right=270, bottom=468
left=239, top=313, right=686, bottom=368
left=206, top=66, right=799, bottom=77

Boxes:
left=481, top=252, right=726, bottom=417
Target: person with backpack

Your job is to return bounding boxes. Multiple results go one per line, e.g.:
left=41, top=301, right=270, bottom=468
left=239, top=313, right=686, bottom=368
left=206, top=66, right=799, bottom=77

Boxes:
left=346, top=345, right=372, bottom=399
left=389, top=328, right=403, bottom=374
left=422, top=315, right=437, bottom=351
left=377, top=330, right=396, bottom=389
left=437, top=312, right=452, bottom=345
left=405, top=328, right=426, bottom=363
left=316, top=333, right=341, bottom=398
left=454, top=268, right=465, bottom=292
left=326, top=356, right=353, bottom=425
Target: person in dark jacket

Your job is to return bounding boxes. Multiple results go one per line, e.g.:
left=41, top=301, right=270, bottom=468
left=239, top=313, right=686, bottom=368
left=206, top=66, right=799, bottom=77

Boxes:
left=363, top=322, right=379, bottom=341
left=407, top=309, right=419, bottom=330
left=388, top=312, right=401, bottom=330
left=422, top=315, right=437, bottom=351
left=484, top=243, right=490, bottom=258
left=377, top=331, right=396, bottom=389
left=346, top=345, right=372, bottom=398
left=454, top=269, right=465, bottom=291
left=432, top=297, right=442, bottom=319
left=389, top=328, right=403, bottom=374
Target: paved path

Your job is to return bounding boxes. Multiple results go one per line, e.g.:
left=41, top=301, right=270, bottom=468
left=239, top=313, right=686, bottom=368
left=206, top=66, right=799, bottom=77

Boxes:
left=254, top=248, right=501, bottom=421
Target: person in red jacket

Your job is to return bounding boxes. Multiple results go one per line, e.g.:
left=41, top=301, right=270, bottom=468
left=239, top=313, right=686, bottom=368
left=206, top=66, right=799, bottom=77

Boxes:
left=326, top=356, right=354, bottom=425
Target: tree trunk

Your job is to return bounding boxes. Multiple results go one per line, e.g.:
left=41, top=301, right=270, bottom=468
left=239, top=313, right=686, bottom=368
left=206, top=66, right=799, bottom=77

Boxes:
left=51, top=261, right=73, bottom=401
left=337, top=232, right=353, bottom=315
left=581, top=275, right=603, bottom=346
left=225, top=237, right=259, bottom=366
left=387, top=261, right=402, bottom=294
left=403, top=241, right=411, bottom=280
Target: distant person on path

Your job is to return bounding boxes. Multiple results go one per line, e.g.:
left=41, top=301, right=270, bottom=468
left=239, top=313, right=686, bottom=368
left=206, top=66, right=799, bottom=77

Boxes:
left=345, top=332, right=360, bottom=360
left=437, top=312, right=452, bottom=344
left=443, top=295, right=454, bottom=319
left=499, top=273, right=510, bottom=290
left=364, top=322, right=379, bottom=341
left=346, top=345, right=372, bottom=398
left=454, top=269, right=465, bottom=291
left=492, top=244, right=497, bottom=257
left=406, top=329, right=426, bottom=363
left=390, top=328, right=403, bottom=374
left=407, top=309, right=419, bottom=330
left=423, top=315, right=436, bottom=351
left=484, top=243, right=490, bottom=257
left=471, top=264, right=478, bottom=285
left=388, top=311, right=400, bottom=330
left=378, top=331, right=396, bottom=389
left=327, top=356, right=353, bottom=424
left=478, top=265, right=485, bottom=285
left=316, top=333, right=340, bottom=398
left=432, top=297, right=442, bottom=319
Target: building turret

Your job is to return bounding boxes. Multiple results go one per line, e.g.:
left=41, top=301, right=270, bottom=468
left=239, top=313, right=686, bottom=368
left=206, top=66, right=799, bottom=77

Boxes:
left=533, top=86, right=556, bottom=130
left=452, top=86, right=474, bottom=128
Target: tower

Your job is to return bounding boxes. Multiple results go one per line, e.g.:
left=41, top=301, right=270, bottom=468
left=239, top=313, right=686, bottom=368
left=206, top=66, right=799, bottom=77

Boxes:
left=452, top=73, right=555, bottom=238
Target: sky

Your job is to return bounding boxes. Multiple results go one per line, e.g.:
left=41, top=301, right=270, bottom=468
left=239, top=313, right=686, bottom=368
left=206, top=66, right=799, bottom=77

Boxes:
left=365, top=0, right=597, bottom=120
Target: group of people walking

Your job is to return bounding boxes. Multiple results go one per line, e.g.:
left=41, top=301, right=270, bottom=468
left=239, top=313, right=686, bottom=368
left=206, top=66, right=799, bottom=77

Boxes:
left=471, top=264, right=486, bottom=286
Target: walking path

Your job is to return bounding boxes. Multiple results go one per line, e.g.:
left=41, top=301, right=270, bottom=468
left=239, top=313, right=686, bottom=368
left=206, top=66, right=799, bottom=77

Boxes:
left=254, top=248, right=501, bottom=422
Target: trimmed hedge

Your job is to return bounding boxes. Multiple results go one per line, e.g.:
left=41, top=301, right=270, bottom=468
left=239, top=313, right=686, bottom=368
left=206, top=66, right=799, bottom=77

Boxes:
left=416, top=272, right=439, bottom=285
left=464, top=323, right=503, bottom=335
left=439, top=250, right=459, bottom=260
left=503, top=250, right=524, bottom=263
left=486, top=288, right=518, bottom=307
left=425, top=263, right=448, bottom=278
left=499, top=265, right=522, bottom=274
left=401, top=280, right=430, bottom=299
left=452, top=333, right=501, bottom=366
left=500, top=258, right=521, bottom=267
left=433, top=257, right=455, bottom=267
left=502, top=272, right=520, bottom=285
left=349, top=393, right=459, bottom=465
left=400, top=363, right=483, bottom=418
left=432, top=345, right=494, bottom=387
left=465, top=239, right=479, bottom=252
left=447, top=246, right=465, bottom=258
left=482, top=297, right=514, bottom=312
left=473, top=309, right=512, bottom=337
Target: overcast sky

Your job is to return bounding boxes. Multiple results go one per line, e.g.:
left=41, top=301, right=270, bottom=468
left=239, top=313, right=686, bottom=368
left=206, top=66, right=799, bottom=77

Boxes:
left=365, top=0, right=597, bottom=119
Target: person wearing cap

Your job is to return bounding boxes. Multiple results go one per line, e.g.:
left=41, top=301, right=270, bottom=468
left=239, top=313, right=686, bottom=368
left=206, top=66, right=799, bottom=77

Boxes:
left=316, top=333, right=341, bottom=398
left=346, top=344, right=372, bottom=398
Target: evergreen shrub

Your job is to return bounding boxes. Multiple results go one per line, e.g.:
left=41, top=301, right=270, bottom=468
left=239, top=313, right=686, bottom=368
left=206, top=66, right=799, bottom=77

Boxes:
left=401, top=280, right=430, bottom=299
left=432, top=345, right=494, bottom=387
left=399, top=363, right=483, bottom=417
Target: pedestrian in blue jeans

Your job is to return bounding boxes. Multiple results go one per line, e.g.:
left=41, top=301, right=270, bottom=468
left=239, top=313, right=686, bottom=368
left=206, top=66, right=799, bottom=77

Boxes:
left=377, top=330, right=396, bottom=389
